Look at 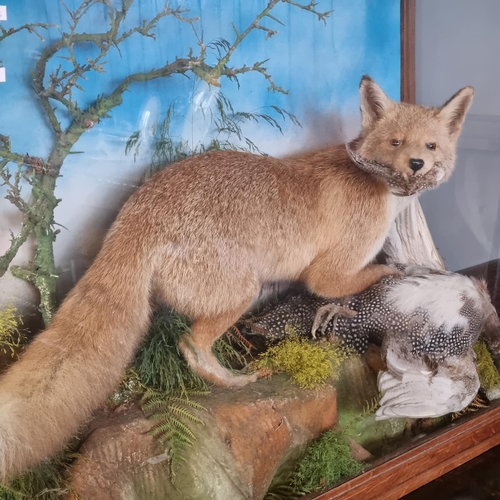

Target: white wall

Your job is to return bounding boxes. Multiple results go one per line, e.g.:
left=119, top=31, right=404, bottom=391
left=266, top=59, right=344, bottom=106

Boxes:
left=416, top=0, right=500, bottom=271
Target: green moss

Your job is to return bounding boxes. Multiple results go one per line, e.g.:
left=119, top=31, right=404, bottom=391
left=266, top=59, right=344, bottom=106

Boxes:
left=474, top=340, right=500, bottom=391
left=258, top=336, right=353, bottom=389
left=292, top=430, right=366, bottom=493
left=108, top=368, right=144, bottom=408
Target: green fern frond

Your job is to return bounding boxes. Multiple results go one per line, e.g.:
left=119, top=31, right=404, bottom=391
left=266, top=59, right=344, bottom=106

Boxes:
left=149, top=424, right=193, bottom=446
left=167, top=404, right=204, bottom=423
left=148, top=418, right=196, bottom=444
left=167, top=416, right=197, bottom=441
left=264, top=478, right=308, bottom=500
left=142, top=397, right=168, bottom=412
left=361, top=396, right=380, bottom=417
left=154, top=429, right=180, bottom=445
left=158, top=431, right=192, bottom=446
left=140, top=383, right=208, bottom=474
left=170, top=453, right=188, bottom=467
left=180, top=390, right=211, bottom=398
left=166, top=397, right=208, bottom=410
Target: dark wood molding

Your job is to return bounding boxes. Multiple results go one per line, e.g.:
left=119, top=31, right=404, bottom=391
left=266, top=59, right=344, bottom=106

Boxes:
left=401, top=0, right=416, bottom=103
left=310, top=404, right=500, bottom=500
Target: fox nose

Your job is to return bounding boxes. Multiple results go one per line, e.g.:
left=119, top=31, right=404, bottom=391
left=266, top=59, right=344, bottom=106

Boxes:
left=409, top=158, right=424, bottom=173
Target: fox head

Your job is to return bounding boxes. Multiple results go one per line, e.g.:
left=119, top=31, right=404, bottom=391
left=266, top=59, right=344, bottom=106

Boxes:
left=355, top=76, right=474, bottom=181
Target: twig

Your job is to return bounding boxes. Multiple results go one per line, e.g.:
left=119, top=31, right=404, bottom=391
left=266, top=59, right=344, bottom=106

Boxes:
left=0, top=222, right=35, bottom=277
left=0, top=23, right=55, bottom=43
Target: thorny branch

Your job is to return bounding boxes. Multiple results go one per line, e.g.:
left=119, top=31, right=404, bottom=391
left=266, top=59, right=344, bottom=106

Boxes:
left=212, top=0, right=332, bottom=91
left=0, top=0, right=332, bottom=324
left=0, top=23, right=55, bottom=44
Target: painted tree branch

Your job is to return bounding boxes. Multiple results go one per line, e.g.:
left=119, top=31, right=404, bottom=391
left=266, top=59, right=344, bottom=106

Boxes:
left=0, top=223, right=35, bottom=276
left=0, top=23, right=55, bottom=43
left=0, top=0, right=330, bottom=325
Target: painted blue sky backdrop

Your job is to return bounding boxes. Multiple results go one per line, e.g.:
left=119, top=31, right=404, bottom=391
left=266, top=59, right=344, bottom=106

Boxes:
left=0, top=0, right=400, bottom=303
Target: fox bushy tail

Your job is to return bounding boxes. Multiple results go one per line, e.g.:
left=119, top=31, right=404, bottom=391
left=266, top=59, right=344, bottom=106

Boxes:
left=0, top=230, right=155, bottom=480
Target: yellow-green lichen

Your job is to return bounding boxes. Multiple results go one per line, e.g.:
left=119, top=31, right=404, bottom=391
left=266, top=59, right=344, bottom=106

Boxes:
left=258, top=336, right=353, bottom=389
left=0, top=306, right=24, bottom=358
left=474, top=340, right=500, bottom=391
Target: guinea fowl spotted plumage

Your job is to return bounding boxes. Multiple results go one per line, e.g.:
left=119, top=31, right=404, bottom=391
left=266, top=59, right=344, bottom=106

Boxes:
left=247, top=265, right=500, bottom=419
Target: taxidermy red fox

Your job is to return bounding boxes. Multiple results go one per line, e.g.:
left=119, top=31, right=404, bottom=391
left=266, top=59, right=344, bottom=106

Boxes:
left=0, top=76, right=473, bottom=479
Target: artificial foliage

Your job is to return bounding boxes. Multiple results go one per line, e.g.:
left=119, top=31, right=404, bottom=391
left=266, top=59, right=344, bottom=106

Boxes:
left=474, top=340, right=500, bottom=391
left=0, top=307, right=24, bottom=358
left=257, top=336, right=353, bottom=389
left=264, top=429, right=366, bottom=499
left=126, top=94, right=300, bottom=178
left=0, top=446, right=79, bottom=500
left=117, top=308, right=212, bottom=476
left=452, top=392, right=490, bottom=421
left=264, top=482, right=307, bottom=500
left=292, top=430, right=366, bottom=493
left=141, top=387, right=209, bottom=473
left=134, top=308, right=207, bottom=395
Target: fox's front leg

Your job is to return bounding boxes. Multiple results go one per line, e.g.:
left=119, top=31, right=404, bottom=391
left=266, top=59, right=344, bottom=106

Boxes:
left=301, top=256, right=399, bottom=298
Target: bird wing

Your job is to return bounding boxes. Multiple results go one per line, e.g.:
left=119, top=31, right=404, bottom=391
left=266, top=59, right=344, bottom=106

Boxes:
left=376, top=339, right=479, bottom=420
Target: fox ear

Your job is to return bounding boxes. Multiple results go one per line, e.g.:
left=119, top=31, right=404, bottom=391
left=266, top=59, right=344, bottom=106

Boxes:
left=439, top=86, right=474, bottom=137
left=359, top=75, right=393, bottom=129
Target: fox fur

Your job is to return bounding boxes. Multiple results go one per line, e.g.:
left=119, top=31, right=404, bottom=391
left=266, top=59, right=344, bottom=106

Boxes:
left=0, top=76, right=473, bottom=479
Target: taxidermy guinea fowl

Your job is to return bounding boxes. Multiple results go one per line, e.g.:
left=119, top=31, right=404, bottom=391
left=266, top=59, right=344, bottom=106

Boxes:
left=246, top=264, right=500, bottom=419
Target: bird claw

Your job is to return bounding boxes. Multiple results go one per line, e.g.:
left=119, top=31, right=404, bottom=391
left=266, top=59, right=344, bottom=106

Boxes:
left=311, top=303, right=357, bottom=339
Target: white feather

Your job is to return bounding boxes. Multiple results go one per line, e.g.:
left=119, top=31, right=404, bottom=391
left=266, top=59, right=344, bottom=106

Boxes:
left=386, top=273, right=482, bottom=331
left=376, top=341, right=479, bottom=420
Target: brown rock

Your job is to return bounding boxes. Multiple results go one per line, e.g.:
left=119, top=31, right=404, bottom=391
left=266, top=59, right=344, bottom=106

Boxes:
left=67, top=374, right=337, bottom=500
left=349, top=438, right=374, bottom=462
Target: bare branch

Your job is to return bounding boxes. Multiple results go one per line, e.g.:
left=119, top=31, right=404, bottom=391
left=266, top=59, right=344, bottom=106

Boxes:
left=223, top=61, right=289, bottom=94
left=282, top=0, right=333, bottom=23
left=0, top=23, right=56, bottom=43
left=0, top=148, right=25, bottom=166
left=0, top=160, right=32, bottom=213
left=0, top=222, right=35, bottom=277
left=215, top=0, right=281, bottom=70
left=212, top=0, right=332, bottom=86
left=117, top=2, right=196, bottom=44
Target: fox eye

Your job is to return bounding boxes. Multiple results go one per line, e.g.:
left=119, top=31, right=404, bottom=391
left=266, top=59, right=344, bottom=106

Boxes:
left=391, top=139, right=401, bottom=147
left=426, top=142, right=437, bottom=151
